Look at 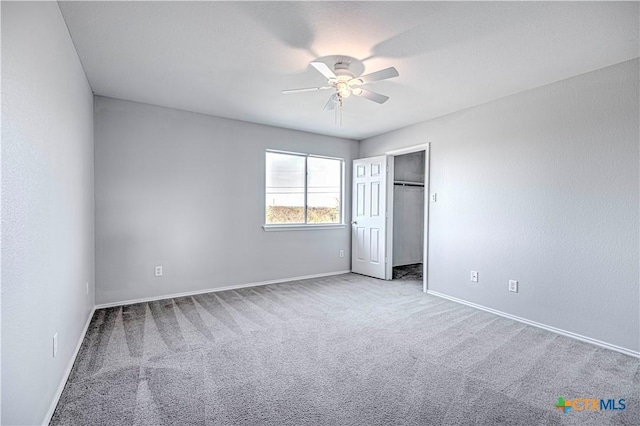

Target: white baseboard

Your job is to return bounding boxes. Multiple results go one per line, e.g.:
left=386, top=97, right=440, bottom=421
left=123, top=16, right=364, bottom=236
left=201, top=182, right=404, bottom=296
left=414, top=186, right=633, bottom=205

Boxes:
left=427, top=290, right=640, bottom=359
left=43, top=307, right=96, bottom=425
left=95, top=270, right=352, bottom=309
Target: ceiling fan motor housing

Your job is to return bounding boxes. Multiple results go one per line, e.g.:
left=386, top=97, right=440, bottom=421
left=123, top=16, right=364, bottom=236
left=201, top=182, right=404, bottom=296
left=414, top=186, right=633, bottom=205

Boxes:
left=333, top=61, right=355, bottom=79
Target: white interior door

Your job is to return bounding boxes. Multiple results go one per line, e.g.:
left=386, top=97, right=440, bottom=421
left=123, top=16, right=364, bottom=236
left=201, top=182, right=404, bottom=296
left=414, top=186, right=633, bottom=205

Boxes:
left=352, top=156, right=388, bottom=279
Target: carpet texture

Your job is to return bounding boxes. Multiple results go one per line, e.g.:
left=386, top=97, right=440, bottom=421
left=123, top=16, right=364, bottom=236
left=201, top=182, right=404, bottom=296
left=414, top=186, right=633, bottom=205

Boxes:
left=51, top=273, right=638, bottom=425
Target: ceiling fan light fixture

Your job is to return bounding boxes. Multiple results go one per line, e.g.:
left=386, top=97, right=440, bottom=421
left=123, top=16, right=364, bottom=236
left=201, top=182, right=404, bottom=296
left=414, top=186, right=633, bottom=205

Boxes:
left=336, top=82, right=351, bottom=98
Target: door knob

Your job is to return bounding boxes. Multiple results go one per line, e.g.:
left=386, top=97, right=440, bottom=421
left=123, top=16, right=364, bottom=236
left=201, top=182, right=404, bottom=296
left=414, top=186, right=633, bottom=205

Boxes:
left=351, top=221, right=357, bottom=225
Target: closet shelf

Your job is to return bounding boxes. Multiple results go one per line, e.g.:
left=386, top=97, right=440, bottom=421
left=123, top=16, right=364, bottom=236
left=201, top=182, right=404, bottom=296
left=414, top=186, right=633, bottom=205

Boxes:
left=394, top=180, right=425, bottom=187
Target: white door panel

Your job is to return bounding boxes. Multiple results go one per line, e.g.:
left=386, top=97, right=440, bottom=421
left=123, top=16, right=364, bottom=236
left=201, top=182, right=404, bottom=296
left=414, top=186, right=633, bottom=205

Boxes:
left=352, top=156, right=387, bottom=279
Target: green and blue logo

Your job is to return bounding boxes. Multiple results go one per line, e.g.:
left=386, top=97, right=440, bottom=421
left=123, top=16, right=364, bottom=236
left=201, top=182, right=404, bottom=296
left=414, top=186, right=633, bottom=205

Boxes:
left=555, top=397, right=626, bottom=413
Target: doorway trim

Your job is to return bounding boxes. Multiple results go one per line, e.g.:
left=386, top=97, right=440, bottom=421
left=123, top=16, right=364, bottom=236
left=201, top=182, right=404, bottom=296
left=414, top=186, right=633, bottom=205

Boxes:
left=385, top=143, right=430, bottom=292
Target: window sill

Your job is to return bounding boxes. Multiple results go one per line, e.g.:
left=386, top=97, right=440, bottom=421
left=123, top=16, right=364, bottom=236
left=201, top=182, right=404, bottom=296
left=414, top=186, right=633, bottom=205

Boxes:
left=262, top=224, right=347, bottom=232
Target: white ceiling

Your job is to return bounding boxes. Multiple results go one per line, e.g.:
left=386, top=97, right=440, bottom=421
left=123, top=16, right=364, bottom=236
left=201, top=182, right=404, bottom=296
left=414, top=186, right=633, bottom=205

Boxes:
left=58, top=1, right=639, bottom=140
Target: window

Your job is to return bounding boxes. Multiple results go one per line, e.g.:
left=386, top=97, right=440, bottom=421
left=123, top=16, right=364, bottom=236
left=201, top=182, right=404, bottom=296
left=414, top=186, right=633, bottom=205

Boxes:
left=265, top=150, right=344, bottom=227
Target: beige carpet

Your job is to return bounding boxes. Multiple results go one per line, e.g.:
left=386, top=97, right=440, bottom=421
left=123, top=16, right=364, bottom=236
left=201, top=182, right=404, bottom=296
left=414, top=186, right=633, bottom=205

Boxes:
left=51, top=273, right=638, bottom=425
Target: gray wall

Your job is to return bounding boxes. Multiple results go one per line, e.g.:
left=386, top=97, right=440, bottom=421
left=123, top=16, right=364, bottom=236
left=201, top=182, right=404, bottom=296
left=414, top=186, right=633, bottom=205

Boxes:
left=1, top=2, right=95, bottom=424
left=94, top=96, right=358, bottom=305
left=361, top=59, right=640, bottom=353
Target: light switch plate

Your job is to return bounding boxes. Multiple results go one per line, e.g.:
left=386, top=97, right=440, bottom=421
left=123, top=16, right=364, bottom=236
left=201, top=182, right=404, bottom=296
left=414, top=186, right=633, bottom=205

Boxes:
left=53, top=333, right=58, bottom=358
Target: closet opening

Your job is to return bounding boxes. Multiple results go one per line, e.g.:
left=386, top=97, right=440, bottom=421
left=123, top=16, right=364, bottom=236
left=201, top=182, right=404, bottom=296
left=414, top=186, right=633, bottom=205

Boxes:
left=385, top=144, right=430, bottom=292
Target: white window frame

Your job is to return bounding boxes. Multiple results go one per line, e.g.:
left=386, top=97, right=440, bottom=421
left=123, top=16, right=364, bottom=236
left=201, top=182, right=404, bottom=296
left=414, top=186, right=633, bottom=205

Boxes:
left=263, top=149, right=346, bottom=231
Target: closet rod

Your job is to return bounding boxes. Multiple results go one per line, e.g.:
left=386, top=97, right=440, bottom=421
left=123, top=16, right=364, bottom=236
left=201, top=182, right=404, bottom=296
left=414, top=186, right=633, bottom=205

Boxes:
left=394, top=181, right=425, bottom=187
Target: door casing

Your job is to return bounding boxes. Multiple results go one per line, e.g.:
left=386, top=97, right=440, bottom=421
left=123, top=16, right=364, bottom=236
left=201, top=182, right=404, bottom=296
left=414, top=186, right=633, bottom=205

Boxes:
left=385, top=143, right=430, bottom=292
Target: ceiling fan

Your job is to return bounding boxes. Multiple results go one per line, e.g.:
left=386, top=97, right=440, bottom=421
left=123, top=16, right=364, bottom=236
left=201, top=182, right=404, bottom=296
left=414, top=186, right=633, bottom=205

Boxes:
left=282, top=59, right=399, bottom=115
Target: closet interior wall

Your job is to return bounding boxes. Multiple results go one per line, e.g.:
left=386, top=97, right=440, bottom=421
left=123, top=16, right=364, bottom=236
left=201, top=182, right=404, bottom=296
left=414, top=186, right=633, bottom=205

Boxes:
left=392, top=151, right=425, bottom=267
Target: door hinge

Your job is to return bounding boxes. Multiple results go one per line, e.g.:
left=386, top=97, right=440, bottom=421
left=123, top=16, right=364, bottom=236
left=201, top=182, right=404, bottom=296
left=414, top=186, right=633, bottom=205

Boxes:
left=385, top=257, right=388, bottom=264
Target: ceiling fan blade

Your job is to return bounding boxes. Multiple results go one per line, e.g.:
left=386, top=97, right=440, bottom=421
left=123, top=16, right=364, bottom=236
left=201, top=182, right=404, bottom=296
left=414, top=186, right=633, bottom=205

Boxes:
left=350, top=67, right=399, bottom=85
left=352, top=88, right=389, bottom=104
left=310, top=61, right=336, bottom=80
left=282, top=86, right=331, bottom=94
left=323, top=93, right=339, bottom=111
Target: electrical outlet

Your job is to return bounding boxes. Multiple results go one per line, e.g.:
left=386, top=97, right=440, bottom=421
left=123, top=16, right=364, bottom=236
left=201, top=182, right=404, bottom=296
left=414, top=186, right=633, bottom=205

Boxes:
left=155, top=266, right=163, bottom=277
left=470, top=271, right=478, bottom=282
left=430, top=193, right=437, bottom=202
left=53, top=333, right=58, bottom=358
left=509, top=280, right=518, bottom=293
left=339, top=250, right=345, bottom=258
